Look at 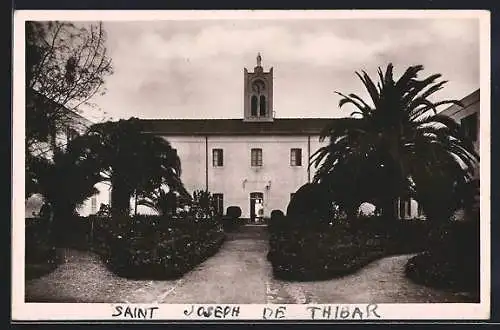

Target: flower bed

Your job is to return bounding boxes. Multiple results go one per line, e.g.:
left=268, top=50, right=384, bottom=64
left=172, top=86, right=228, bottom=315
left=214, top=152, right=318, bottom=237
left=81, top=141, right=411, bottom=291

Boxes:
left=267, top=214, right=430, bottom=281
left=268, top=223, right=387, bottom=281
left=405, top=220, right=479, bottom=294
left=93, top=215, right=225, bottom=279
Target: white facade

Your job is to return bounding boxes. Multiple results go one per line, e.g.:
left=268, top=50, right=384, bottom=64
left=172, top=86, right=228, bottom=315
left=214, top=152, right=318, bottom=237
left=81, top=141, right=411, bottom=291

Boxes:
left=157, top=135, right=325, bottom=218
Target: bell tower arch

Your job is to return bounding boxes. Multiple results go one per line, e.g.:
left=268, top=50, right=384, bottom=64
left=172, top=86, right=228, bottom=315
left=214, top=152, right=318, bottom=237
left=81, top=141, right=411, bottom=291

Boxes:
left=244, top=53, right=274, bottom=122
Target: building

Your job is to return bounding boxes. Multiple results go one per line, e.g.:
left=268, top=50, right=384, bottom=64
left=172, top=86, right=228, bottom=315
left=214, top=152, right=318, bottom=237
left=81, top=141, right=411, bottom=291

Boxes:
left=140, top=54, right=332, bottom=220
left=140, top=55, right=480, bottom=221
left=439, top=89, right=480, bottom=161
left=397, top=88, right=480, bottom=220
left=25, top=91, right=110, bottom=217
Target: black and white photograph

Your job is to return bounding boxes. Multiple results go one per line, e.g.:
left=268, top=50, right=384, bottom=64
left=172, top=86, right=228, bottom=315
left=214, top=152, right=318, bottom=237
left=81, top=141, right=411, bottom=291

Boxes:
left=13, top=10, right=490, bottom=320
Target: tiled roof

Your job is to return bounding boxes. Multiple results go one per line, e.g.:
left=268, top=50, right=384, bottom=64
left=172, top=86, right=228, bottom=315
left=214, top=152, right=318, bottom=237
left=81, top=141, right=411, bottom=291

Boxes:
left=140, top=118, right=359, bottom=136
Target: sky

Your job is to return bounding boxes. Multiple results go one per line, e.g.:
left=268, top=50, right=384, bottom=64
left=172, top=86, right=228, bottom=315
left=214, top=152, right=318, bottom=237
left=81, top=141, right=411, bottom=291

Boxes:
left=83, top=17, right=480, bottom=122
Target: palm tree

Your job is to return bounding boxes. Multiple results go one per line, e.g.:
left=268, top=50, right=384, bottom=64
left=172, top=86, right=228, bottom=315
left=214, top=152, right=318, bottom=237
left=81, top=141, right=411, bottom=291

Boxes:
left=136, top=184, right=192, bottom=216
left=311, top=63, right=478, bottom=224
left=72, top=117, right=184, bottom=220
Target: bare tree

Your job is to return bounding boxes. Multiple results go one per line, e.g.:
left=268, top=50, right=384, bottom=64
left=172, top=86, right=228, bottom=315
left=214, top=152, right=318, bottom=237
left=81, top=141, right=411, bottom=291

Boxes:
left=25, top=21, right=113, bottom=150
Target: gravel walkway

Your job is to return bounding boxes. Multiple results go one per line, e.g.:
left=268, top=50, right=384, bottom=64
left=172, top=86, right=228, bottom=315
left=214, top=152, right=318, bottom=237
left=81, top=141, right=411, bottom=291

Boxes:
left=25, top=226, right=477, bottom=303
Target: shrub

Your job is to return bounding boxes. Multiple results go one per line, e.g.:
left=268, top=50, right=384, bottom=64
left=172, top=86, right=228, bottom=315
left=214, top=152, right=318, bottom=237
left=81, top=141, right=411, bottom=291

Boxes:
left=405, top=220, right=479, bottom=294
left=226, top=206, right=242, bottom=219
left=222, top=206, right=244, bottom=231
left=286, top=183, right=332, bottom=227
left=96, top=214, right=225, bottom=279
left=270, top=209, right=284, bottom=218
left=268, top=209, right=286, bottom=233
left=267, top=213, right=432, bottom=281
left=25, top=218, right=59, bottom=279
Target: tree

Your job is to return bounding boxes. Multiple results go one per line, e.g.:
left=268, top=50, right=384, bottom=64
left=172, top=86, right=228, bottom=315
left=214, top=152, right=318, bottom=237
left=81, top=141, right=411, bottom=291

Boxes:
left=137, top=185, right=192, bottom=216
left=26, top=21, right=113, bottom=145
left=26, top=21, right=113, bottom=199
left=72, top=118, right=184, bottom=220
left=311, top=63, right=478, bottom=224
left=28, top=145, right=103, bottom=243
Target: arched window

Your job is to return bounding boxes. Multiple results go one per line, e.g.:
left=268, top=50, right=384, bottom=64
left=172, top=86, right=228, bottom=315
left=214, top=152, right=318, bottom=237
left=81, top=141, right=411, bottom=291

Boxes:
left=251, top=95, right=258, bottom=116
left=259, top=95, right=266, bottom=116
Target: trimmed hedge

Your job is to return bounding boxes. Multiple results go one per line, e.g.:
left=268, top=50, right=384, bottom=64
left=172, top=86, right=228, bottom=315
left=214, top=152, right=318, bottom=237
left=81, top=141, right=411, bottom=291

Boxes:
left=267, top=213, right=431, bottom=281
left=405, top=220, right=479, bottom=293
left=221, top=206, right=244, bottom=232
left=93, top=215, right=225, bottom=279
left=25, top=218, right=59, bottom=279
left=226, top=206, right=242, bottom=219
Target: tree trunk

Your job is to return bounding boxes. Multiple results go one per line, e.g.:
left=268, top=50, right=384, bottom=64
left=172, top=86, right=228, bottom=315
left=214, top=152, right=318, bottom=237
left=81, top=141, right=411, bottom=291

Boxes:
left=111, top=177, right=132, bottom=221
left=51, top=202, right=75, bottom=247
left=381, top=198, right=398, bottom=222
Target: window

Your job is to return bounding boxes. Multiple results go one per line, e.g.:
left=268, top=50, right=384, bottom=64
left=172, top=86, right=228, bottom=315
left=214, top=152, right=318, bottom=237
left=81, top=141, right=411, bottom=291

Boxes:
left=212, top=148, right=223, bottom=167
left=212, top=193, right=224, bottom=216
left=251, top=148, right=263, bottom=166
left=66, top=127, right=79, bottom=143
left=290, top=148, right=302, bottom=166
left=251, top=95, right=258, bottom=116
left=259, top=95, right=266, bottom=116
left=461, top=113, right=478, bottom=142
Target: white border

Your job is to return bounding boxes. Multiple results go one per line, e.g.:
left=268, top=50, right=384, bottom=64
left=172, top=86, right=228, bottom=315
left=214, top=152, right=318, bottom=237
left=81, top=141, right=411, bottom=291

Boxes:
left=12, top=9, right=491, bottom=321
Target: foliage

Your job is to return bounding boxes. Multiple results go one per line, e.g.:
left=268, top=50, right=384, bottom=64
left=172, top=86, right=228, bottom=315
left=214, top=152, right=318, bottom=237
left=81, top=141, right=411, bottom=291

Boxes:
left=405, top=220, right=479, bottom=294
left=191, top=190, right=216, bottom=219
left=26, top=21, right=113, bottom=149
left=268, top=214, right=430, bottom=281
left=93, top=214, right=225, bottom=279
left=220, top=206, right=244, bottom=232
left=311, top=63, right=479, bottom=223
left=270, top=209, right=284, bottom=219
left=25, top=218, right=59, bottom=279
left=70, top=118, right=184, bottom=219
left=286, top=183, right=333, bottom=226
left=226, top=206, right=242, bottom=219
left=137, top=187, right=188, bottom=216
left=27, top=145, right=102, bottom=233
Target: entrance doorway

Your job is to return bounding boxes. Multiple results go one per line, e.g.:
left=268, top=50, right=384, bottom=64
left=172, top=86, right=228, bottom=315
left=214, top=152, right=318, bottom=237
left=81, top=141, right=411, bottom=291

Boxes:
left=250, top=192, right=264, bottom=223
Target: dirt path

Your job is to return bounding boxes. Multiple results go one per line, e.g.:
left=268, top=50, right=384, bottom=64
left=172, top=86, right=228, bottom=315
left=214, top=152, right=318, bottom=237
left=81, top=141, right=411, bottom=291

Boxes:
left=25, top=225, right=476, bottom=303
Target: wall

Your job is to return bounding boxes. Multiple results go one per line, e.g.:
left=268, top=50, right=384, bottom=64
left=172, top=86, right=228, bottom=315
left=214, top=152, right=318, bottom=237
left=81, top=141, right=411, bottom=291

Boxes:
left=78, top=182, right=111, bottom=216
left=153, top=134, right=326, bottom=218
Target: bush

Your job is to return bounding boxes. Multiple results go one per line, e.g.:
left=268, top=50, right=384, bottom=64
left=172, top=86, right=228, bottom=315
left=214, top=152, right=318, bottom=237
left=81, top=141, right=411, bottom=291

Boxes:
left=268, top=223, right=388, bottom=281
left=286, top=183, right=333, bottom=227
left=405, top=220, right=479, bottom=294
left=267, top=212, right=433, bottom=281
left=96, top=214, right=225, bottom=279
left=25, top=218, right=59, bottom=279
left=222, top=206, right=244, bottom=232
left=270, top=209, right=284, bottom=218
left=226, top=206, right=242, bottom=219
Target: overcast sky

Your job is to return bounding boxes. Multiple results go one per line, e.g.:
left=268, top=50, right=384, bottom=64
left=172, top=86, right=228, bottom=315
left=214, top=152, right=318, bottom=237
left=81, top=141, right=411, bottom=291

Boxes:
left=84, top=18, right=480, bottom=122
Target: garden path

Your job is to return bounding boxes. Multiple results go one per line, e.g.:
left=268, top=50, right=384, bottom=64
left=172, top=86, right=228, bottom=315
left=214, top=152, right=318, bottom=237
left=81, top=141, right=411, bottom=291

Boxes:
left=24, top=225, right=477, bottom=303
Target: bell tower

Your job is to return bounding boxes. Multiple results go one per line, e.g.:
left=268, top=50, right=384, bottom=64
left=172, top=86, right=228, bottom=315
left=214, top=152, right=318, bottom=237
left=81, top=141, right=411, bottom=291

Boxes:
left=244, top=53, right=274, bottom=122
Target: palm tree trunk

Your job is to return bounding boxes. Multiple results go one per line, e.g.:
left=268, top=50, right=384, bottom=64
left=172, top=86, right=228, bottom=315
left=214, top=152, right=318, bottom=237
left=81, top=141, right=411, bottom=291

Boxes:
left=111, top=177, right=132, bottom=221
